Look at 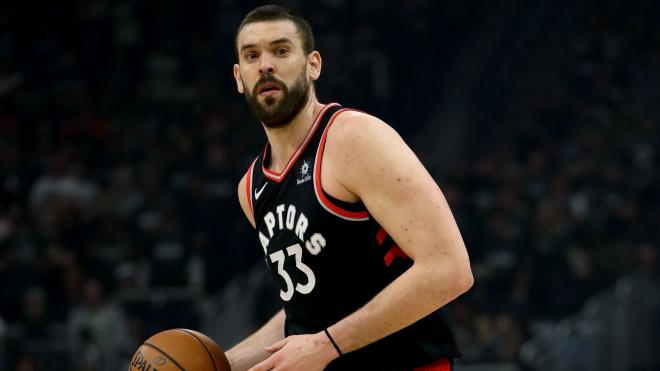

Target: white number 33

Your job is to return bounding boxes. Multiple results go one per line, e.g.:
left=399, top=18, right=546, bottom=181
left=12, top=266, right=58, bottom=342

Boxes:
left=269, top=243, right=316, bottom=301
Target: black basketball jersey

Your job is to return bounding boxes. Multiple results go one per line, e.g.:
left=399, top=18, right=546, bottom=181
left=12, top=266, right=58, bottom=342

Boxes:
left=244, top=103, right=460, bottom=370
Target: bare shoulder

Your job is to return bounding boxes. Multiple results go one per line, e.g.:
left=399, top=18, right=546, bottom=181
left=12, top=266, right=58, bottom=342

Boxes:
left=237, top=172, right=256, bottom=228
left=326, top=110, right=415, bottom=174
left=327, top=110, right=400, bottom=152
left=324, top=110, right=428, bottom=198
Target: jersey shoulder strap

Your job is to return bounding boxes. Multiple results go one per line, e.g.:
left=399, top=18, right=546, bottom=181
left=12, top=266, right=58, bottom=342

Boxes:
left=242, top=103, right=343, bottom=219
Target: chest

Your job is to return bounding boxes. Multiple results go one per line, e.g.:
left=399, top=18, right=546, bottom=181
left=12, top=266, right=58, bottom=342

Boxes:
left=253, top=152, right=328, bottom=253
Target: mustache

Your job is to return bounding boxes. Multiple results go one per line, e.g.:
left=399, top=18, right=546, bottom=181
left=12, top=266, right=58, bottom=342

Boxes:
left=253, top=74, right=286, bottom=95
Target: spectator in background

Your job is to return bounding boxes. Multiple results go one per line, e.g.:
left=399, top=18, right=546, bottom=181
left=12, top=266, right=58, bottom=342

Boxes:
left=14, top=354, right=38, bottom=371
left=67, top=278, right=133, bottom=371
left=18, top=286, right=50, bottom=340
left=0, top=313, right=7, bottom=370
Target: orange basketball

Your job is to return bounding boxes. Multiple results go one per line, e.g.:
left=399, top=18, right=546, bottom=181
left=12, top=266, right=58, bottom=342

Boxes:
left=129, top=328, right=232, bottom=371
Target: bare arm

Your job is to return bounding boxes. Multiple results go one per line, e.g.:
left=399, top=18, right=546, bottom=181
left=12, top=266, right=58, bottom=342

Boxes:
left=322, top=112, right=473, bottom=354
left=228, top=174, right=285, bottom=370
left=226, top=309, right=285, bottom=371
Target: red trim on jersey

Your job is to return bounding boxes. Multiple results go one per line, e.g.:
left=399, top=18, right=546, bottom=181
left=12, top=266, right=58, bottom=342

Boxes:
left=383, top=245, right=409, bottom=267
left=376, top=227, right=388, bottom=245
left=313, top=108, right=370, bottom=221
left=245, top=158, right=257, bottom=216
left=414, top=358, right=452, bottom=371
left=261, top=103, right=339, bottom=183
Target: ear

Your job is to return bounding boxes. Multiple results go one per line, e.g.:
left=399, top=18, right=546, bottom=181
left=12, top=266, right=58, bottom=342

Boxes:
left=233, top=64, right=245, bottom=94
left=308, top=51, right=322, bottom=82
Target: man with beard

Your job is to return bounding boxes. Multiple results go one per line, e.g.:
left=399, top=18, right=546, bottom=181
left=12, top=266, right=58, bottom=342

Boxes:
left=226, top=5, right=473, bottom=371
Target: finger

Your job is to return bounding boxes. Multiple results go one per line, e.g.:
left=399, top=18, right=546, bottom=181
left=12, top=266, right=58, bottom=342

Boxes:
left=248, top=356, right=274, bottom=371
left=265, top=337, right=288, bottom=352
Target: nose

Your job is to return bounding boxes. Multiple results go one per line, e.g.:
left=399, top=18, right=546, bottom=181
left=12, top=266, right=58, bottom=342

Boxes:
left=258, top=53, right=275, bottom=75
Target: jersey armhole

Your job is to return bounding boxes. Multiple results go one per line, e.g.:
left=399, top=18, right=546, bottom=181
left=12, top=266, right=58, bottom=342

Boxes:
left=245, top=158, right=257, bottom=218
left=313, top=108, right=370, bottom=222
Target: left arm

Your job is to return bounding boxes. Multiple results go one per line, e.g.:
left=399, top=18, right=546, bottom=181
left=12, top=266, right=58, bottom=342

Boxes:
left=249, top=113, right=473, bottom=370
left=323, top=112, right=474, bottom=353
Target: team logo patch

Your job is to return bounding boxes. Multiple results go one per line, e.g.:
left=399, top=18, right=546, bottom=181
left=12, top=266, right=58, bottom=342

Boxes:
left=297, top=160, right=311, bottom=185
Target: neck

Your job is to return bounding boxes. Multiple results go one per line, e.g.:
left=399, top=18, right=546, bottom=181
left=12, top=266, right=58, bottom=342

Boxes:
left=263, top=94, right=324, bottom=173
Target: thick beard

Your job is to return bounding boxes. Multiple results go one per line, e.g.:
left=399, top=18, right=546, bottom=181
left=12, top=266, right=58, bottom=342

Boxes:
left=243, top=68, right=310, bottom=129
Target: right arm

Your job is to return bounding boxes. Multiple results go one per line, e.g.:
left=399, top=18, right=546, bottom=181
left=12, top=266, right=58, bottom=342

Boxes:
left=226, top=174, right=285, bottom=371
left=226, top=309, right=285, bottom=371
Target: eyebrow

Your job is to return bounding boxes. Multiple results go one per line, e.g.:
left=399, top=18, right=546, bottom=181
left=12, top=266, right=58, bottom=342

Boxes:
left=240, top=37, right=294, bottom=52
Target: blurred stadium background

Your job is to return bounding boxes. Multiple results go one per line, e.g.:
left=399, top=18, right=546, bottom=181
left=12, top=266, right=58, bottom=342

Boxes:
left=0, top=1, right=659, bottom=370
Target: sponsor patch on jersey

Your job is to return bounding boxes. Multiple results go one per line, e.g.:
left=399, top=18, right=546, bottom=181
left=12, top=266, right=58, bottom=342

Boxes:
left=296, top=160, right=311, bottom=185
left=255, top=182, right=267, bottom=199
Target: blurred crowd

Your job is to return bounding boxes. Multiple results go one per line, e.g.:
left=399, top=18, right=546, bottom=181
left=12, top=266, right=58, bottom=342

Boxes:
left=0, top=1, right=658, bottom=370
left=444, top=1, right=659, bottom=366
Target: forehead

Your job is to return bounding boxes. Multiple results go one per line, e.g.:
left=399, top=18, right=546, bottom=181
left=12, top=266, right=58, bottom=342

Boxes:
left=237, top=20, right=302, bottom=49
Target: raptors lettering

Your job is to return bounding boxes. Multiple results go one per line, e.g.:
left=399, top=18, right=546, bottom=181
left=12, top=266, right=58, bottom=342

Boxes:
left=258, top=203, right=326, bottom=255
left=257, top=203, right=327, bottom=301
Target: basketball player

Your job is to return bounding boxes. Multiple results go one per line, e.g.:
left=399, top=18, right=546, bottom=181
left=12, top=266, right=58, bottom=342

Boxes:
left=226, top=5, right=473, bottom=371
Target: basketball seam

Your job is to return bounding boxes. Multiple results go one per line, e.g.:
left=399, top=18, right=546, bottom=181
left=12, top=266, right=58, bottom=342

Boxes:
left=175, top=329, right=219, bottom=371
left=143, top=342, right=186, bottom=371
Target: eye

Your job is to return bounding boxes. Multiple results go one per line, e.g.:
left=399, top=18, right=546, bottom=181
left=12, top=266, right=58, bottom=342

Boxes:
left=245, top=52, right=258, bottom=61
left=276, top=47, right=289, bottom=57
